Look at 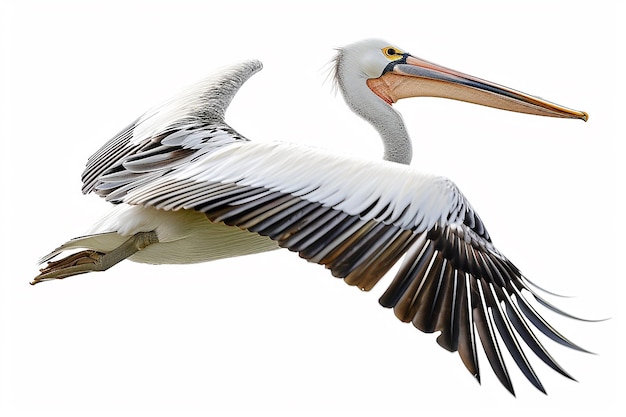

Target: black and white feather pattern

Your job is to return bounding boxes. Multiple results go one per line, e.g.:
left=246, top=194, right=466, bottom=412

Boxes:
left=78, top=59, right=585, bottom=395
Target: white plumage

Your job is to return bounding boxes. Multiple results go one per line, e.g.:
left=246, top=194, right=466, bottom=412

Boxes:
left=125, top=141, right=458, bottom=231
left=33, top=39, right=590, bottom=395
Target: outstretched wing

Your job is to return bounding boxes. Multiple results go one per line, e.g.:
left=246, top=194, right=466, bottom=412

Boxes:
left=81, top=60, right=263, bottom=197
left=108, top=137, right=583, bottom=395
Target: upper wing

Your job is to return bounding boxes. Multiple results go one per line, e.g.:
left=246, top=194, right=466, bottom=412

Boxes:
left=81, top=60, right=263, bottom=197
left=113, top=139, right=583, bottom=395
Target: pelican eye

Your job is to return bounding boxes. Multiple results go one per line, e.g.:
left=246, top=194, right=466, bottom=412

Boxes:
left=382, top=46, right=404, bottom=60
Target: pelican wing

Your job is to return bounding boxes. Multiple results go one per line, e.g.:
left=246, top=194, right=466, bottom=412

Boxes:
left=109, top=139, right=581, bottom=395
left=81, top=60, right=263, bottom=196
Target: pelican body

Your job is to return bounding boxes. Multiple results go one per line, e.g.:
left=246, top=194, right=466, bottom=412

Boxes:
left=33, top=39, right=588, bottom=395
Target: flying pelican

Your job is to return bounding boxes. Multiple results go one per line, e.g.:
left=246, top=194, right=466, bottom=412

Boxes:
left=33, top=39, right=589, bottom=395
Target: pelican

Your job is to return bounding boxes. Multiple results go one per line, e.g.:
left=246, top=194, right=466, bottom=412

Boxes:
left=33, top=39, right=589, bottom=395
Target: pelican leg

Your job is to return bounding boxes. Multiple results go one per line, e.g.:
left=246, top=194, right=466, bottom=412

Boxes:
left=31, top=231, right=159, bottom=285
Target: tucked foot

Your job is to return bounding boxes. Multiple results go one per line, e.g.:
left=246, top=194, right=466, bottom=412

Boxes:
left=31, top=231, right=159, bottom=285
left=31, top=250, right=105, bottom=284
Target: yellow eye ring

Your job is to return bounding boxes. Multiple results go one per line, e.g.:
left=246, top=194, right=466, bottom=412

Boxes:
left=382, top=46, right=404, bottom=60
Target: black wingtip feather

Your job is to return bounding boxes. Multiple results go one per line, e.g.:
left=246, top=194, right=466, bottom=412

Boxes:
left=514, top=292, right=591, bottom=354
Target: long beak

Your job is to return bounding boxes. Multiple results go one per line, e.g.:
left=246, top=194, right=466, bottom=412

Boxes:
left=370, top=55, right=588, bottom=121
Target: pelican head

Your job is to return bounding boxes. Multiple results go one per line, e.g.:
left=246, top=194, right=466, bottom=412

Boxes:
left=333, top=39, right=587, bottom=164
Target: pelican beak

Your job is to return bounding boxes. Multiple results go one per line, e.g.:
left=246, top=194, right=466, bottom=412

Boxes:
left=369, top=55, right=588, bottom=121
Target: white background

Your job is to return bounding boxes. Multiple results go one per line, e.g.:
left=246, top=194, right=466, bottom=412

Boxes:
left=1, top=0, right=622, bottom=415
